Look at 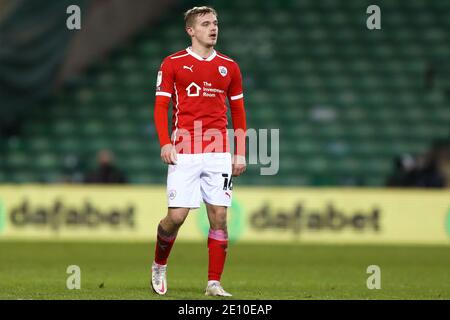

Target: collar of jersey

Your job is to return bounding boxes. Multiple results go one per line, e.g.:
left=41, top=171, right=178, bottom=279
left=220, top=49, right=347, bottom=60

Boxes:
left=186, top=47, right=217, bottom=61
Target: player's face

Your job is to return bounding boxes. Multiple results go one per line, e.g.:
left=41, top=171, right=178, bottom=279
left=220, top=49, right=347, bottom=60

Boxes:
left=190, top=13, right=218, bottom=47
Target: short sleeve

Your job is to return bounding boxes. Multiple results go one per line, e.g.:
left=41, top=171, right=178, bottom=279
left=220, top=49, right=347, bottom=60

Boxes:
left=155, top=58, right=175, bottom=98
left=227, top=62, right=244, bottom=101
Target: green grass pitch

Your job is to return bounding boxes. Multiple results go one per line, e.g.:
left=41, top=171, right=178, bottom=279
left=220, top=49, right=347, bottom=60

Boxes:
left=0, top=241, right=449, bottom=299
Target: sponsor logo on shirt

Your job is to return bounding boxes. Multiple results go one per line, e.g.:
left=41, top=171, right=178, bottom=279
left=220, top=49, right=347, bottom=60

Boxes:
left=185, top=82, right=225, bottom=98
left=186, top=82, right=201, bottom=97
left=201, top=81, right=224, bottom=98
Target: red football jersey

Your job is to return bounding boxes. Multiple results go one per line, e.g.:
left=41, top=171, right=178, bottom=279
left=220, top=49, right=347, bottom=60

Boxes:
left=155, top=47, right=244, bottom=154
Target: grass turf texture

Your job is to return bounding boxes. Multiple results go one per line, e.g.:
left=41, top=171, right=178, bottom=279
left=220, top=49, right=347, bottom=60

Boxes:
left=0, top=241, right=449, bottom=300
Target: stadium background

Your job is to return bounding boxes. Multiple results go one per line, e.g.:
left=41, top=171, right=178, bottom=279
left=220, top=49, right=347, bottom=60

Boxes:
left=0, top=0, right=449, bottom=299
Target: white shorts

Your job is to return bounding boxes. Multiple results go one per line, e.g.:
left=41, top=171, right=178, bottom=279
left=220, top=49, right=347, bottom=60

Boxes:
left=167, top=152, right=233, bottom=208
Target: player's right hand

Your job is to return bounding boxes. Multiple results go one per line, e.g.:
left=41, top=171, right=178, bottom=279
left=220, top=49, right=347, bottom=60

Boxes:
left=161, top=144, right=177, bottom=165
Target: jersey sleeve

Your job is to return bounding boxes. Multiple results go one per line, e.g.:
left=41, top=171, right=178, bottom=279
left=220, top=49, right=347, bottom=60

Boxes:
left=155, top=58, right=175, bottom=98
left=228, top=61, right=246, bottom=157
left=227, top=62, right=244, bottom=101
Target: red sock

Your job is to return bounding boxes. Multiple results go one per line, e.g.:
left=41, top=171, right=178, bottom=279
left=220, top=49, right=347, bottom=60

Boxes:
left=154, top=223, right=177, bottom=265
left=208, top=229, right=228, bottom=281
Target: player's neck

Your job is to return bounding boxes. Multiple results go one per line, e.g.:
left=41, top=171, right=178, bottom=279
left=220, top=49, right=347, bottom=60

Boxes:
left=189, top=43, right=214, bottom=59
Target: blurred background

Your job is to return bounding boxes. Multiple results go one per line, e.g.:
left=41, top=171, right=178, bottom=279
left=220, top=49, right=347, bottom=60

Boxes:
left=0, top=0, right=449, bottom=187
left=0, top=0, right=450, bottom=300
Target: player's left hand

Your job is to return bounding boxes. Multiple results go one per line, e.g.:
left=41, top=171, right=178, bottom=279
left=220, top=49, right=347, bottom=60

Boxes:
left=232, top=155, right=246, bottom=177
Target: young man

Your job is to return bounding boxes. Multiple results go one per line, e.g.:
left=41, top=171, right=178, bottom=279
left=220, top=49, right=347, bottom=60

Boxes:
left=151, top=6, right=247, bottom=297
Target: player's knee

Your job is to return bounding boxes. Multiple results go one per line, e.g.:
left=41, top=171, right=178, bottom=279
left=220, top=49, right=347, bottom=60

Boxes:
left=168, top=212, right=187, bottom=227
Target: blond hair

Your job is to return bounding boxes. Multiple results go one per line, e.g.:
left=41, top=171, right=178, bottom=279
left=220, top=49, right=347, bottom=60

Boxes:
left=184, top=6, right=218, bottom=27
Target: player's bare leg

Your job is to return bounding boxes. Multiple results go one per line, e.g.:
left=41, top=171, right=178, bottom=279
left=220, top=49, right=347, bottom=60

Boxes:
left=204, top=202, right=232, bottom=297
left=151, top=207, right=189, bottom=295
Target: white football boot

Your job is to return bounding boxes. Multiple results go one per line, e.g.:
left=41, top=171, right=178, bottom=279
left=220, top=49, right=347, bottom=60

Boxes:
left=205, top=281, right=232, bottom=297
left=151, top=261, right=167, bottom=295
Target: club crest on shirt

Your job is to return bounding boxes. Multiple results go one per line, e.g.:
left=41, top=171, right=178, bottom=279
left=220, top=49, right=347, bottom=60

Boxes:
left=218, top=66, right=227, bottom=77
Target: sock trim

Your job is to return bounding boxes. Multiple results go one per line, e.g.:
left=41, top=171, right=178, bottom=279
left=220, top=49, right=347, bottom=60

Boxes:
left=208, top=229, right=228, bottom=241
left=153, top=261, right=167, bottom=267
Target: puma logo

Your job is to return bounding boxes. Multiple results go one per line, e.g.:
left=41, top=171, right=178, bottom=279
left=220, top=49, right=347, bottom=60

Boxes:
left=183, top=65, right=194, bottom=72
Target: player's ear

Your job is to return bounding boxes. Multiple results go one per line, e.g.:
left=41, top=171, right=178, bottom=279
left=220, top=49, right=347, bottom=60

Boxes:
left=186, top=26, right=194, bottom=37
